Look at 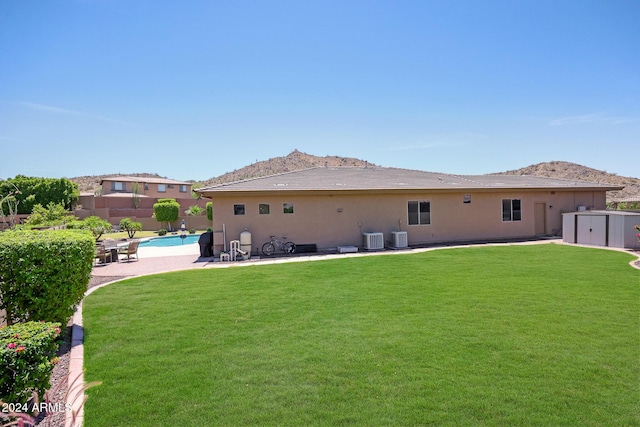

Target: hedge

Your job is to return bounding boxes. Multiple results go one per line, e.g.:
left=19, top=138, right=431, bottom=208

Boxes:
left=0, top=229, right=94, bottom=325
left=153, top=199, right=180, bottom=229
left=0, top=321, right=61, bottom=405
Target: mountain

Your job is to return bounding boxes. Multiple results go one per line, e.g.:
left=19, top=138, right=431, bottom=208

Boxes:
left=195, top=150, right=375, bottom=188
left=70, top=153, right=638, bottom=203
left=493, top=161, right=639, bottom=202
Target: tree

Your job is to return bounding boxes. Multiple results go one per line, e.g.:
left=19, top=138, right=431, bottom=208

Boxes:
left=83, top=216, right=113, bottom=240
left=0, top=181, right=20, bottom=230
left=0, top=176, right=79, bottom=214
left=131, top=182, right=142, bottom=209
left=153, top=199, right=180, bottom=231
left=206, top=202, right=213, bottom=221
left=120, top=217, right=142, bottom=239
left=24, top=202, right=73, bottom=227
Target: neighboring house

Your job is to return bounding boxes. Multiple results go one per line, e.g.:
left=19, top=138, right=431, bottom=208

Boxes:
left=195, top=166, right=623, bottom=256
left=77, top=176, right=209, bottom=229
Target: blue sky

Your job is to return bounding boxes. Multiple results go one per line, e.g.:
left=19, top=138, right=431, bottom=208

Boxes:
left=1, top=1, right=638, bottom=181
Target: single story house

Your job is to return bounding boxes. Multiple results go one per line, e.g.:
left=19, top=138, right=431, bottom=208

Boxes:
left=76, top=176, right=209, bottom=229
left=195, top=166, right=622, bottom=256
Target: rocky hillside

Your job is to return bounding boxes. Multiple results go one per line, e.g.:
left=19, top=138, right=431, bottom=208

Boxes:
left=494, top=161, right=639, bottom=202
left=195, top=150, right=375, bottom=188
left=71, top=153, right=638, bottom=203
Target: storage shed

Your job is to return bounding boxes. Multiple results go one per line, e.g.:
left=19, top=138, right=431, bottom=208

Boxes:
left=562, top=210, right=640, bottom=249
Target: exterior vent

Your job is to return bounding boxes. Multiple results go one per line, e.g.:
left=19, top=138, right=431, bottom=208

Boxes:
left=391, top=231, right=408, bottom=248
left=363, top=232, right=384, bottom=250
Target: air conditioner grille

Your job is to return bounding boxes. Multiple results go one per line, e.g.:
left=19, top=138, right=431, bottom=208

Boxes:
left=391, top=231, right=408, bottom=248
left=363, top=232, right=384, bottom=250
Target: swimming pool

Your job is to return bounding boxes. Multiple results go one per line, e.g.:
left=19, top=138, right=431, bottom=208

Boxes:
left=139, top=234, right=201, bottom=247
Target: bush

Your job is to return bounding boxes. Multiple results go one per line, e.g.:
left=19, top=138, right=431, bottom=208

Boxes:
left=119, top=218, right=142, bottom=239
left=206, top=202, right=212, bottom=221
left=0, top=321, right=61, bottom=405
left=153, top=199, right=180, bottom=231
left=0, top=176, right=78, bottom=215
left=23, top=202, right=74, bottom=228
left=188, top=229, right=196, bottom=234
left=158, top=229, right=167, bottom=236
left=65, top=216, right=113, bottom=240
left=0, top=230, right=94, bottom=325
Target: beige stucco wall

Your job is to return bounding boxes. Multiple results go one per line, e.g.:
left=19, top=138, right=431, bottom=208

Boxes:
left=206, top=189, right=608, bottom=255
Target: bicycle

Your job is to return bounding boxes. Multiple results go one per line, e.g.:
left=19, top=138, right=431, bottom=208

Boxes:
left=261, top=235, right=296, bottom=256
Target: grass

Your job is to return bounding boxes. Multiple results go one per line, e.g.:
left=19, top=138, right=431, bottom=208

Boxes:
left=83, top=244, right=640, bottom=426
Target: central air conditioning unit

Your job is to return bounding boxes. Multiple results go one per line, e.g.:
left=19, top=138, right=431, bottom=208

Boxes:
left=391, top=231, right=408, bottom=248
left=363, top=232, right=384, bottom=250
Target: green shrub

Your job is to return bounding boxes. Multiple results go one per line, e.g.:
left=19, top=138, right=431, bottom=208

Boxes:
left=158, top=229, right=168, bottom=236
left=0, top=176, right=78, bottom=215
left=119, top=218, right=142, bottom=239
left=0, top=321, right=61, bottom=405
left=206, top=202, right=212, bottom=221
left=153, top=199, right=180, bottom=230
left=0, top=229, right=94, bottom=325
left=66, top=216, right=113, bottom=240
left=82, top=216, right=112, bottom=240
left=188, top=229, right=196, bottom=234
left=23, top=202, right=74, bottom=228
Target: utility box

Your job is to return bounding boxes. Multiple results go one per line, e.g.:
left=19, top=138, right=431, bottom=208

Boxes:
left=363, top=232, right=384, bottom=250
left=390, top=231, right=408, bottom=248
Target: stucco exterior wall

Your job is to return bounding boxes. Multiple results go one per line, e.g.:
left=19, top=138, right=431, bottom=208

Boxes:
left=207, top=189, right=607, bottom=255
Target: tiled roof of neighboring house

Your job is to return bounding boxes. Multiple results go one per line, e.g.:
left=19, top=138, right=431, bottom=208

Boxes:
left=101, top=193, right=151, bottom=198
left=196, top=167, right=624, bottom=195
left=100, top=176, right=190, bottom=185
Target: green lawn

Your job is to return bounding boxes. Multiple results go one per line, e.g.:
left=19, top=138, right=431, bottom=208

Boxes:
left=83, top=244, right=640, bottom=426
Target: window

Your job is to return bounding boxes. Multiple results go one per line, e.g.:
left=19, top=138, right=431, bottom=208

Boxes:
left=158, top=184, right=166, bottom=193
left=144, top=183, right=149, bottom=190
left=283, top=203, right=294, bottom=214
left=179, top=185, right=187, bottom=193
left=408, top=201, right=430, bottom=225
left=168, top=184, right=174, bottom=189
left=259, top=204, right=270, bottom=215
left=111, top=181, right=125, bottom=191
left=234, top=204, right=245, bottom=215
left=502, top=199, right=522, bottom=221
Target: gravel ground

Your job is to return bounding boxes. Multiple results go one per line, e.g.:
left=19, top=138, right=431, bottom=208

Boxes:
left=35, top=275, right=128, bottom=427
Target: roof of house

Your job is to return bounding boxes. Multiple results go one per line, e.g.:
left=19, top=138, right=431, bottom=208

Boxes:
left=196, top=167, right=624, bottom=195
left=100, top=176, right=191, bottom=185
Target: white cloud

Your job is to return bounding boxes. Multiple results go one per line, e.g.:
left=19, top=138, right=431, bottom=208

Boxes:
left=549, top=112, right=638, bottom=126
left=19, top=102, right=140, bottom=127
left=383, top=132, right=481, bottom=152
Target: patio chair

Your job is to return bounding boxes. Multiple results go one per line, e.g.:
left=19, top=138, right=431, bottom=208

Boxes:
left=94, top=244, right=112, bottom=265
left=118, top=240, right=140, bottom=262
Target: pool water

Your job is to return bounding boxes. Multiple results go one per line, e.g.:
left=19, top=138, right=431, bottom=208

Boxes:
left=139, top=234, right=201, bottom=247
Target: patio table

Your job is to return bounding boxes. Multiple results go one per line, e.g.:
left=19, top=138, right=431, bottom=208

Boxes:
left=104, top=241, right=130, bottom=262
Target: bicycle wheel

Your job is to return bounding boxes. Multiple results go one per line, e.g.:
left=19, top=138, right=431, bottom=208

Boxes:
left=284, top=242, right=296, bottom=254
left=262, top=242, right=275, bottom=256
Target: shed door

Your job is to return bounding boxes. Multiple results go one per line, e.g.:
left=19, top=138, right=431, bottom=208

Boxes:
left=576, top=215, right=607, bottom=246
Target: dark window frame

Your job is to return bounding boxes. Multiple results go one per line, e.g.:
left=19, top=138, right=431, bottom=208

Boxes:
left=502, top=199, right=522, bottom=222
left=408, top=200, right=431, bottom=225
